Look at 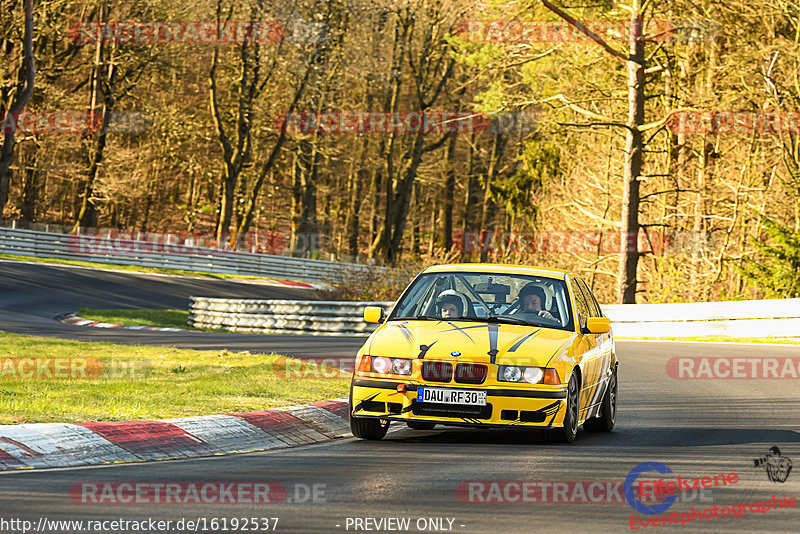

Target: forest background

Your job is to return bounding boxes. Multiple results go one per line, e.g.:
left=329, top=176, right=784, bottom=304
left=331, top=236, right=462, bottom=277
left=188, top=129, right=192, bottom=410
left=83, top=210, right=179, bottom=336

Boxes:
left=2, top=0, right=799, bottom=303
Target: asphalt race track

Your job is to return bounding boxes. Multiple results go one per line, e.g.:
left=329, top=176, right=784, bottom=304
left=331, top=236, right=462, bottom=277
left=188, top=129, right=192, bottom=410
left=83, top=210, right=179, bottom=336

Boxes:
left=0, top=261, right=366, bottom=358
left=1, top=260, right=799, bottom=533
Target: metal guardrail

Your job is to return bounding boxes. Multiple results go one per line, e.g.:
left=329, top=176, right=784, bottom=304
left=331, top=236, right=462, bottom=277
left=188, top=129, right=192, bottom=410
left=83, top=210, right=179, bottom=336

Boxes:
left=189, top=296, right=800, bottom=338
left=189, top=298, right=394, bottom=336
left=0, top=227, right=370, bottom=284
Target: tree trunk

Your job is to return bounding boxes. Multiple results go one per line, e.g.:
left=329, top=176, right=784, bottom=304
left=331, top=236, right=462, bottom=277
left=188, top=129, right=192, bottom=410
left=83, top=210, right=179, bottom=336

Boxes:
left=616, top=0, right=645, bottom=303
left=214, top=157, right=239, bottom=241
left=428, top=194, right=437, bottom=254
left=479, top=133, right=506, bottom=262
left=690, top=139, right=711, bottom=300
left=441, top=132, right=457, bottom=251
left=345, top=139, right=368, bottom=260
left=74, top=101, right=115, bottom=229
left=74, top=12, right=116, bottom=231
left=386, top=133, right=427, bottom=265
left=0, top=0, right=35, bottom=218
left=290, top=151, right=301, bottom=253
left=410, top=182, right=421, bottom=255
left=208, top=0, right=265, bottom=243
left=19, top=144, right=38, bottom=221
left=291, top=139, right=319, bottom=256
left=235, top=68, right=312, bottom=239
left=462, top=135, right=479, bottom=228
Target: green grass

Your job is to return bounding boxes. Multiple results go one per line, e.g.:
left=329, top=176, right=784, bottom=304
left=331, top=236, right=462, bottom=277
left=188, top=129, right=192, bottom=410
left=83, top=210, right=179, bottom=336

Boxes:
left=77, top=308, right=192, bottom=329
left=0, top=253, right=297, bottom=282
left=617, top=336, right=800, bottom=345
left=0, top=331, right=350, bottom=424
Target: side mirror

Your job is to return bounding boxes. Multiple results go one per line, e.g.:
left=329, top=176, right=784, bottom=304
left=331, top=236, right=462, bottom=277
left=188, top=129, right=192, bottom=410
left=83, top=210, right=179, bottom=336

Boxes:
left=586, top=317, right=611, bottom=334
left=364, top=306, right=385, bottom=324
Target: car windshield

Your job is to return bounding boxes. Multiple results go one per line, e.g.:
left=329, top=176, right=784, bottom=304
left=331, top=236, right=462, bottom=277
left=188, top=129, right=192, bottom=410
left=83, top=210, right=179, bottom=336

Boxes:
left=389, top=271, right=574, bottom=331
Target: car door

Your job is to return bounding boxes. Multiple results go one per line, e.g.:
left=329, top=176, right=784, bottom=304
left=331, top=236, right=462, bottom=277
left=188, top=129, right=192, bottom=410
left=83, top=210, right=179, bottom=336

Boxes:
left=568, top=276, right=598, bottom=421
left=575, top=277, right=613, bottom=419
left=570, top=277, right=604, bottom=421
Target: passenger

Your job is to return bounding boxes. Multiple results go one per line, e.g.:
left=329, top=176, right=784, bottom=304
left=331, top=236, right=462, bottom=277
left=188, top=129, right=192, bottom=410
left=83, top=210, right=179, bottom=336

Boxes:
left=436, top=290, right=467, bottom=319
left=518, top=283, right=556, bottom=321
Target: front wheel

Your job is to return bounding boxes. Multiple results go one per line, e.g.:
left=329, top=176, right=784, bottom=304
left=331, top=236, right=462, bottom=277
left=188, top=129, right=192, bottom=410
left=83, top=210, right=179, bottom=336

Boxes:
left=584, top=366, right=617, bottom=432
left=545, top=372, right=579, bottom=443
left=349, top=384, right=390, bottom=440
left=350, top=415, right=390, bottom=440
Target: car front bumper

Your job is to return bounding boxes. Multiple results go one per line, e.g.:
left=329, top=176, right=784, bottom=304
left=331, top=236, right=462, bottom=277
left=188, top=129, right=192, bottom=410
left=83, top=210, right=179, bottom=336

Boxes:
left=351, top=379, right=568, bottom=428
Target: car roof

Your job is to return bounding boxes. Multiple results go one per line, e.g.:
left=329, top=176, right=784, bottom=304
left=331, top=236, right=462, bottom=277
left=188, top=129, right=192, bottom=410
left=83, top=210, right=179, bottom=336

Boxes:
left=422, top=263, right=570, bottom=280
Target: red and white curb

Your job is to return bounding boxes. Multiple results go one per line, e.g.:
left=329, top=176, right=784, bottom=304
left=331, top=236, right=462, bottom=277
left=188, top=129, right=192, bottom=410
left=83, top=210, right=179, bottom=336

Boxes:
left=59, top=313, right=190, bottom=332
left=0, top=399, right=349, bottom=471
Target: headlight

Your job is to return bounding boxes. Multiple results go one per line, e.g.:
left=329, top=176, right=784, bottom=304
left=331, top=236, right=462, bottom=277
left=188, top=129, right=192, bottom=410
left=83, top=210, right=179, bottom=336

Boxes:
left=499, top=365, right=547, bottom=384
left=392, top=358, right=412, bottom=375
left=372, top=357, right=392, bottom=374
left=501, top=365, right=522, bottom=382
left=370, top=357, right=413, bottom=376
left=523, top=367, right=544, bottom=384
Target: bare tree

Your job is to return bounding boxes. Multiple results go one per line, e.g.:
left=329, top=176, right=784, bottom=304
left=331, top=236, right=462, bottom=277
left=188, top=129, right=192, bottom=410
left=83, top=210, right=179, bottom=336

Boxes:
left=541, top=0, right=646, bottom=303
left=0, top=0, right=35, bottom=218
left=369, top=2, right=462, bottom=265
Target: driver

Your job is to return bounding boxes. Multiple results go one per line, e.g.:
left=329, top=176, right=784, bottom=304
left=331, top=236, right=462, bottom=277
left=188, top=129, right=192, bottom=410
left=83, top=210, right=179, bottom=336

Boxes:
left=436, top=290, right=467, bottom=319
left=518, top=283, right=556, bottom=321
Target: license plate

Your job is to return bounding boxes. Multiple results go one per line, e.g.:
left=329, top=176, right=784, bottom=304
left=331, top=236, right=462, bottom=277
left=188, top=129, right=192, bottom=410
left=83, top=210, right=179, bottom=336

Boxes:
left=417, top=387, right=487, bottom=406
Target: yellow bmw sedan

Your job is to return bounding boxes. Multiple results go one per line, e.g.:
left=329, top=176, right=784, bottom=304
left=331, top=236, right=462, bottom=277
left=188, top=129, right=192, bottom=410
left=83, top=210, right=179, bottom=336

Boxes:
left=349, top=264, right=617, bottom=443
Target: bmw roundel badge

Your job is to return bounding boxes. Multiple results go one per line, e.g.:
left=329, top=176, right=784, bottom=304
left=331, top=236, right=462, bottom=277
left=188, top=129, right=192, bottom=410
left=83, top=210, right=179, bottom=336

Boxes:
left=451, top=351, right=461, bottom=357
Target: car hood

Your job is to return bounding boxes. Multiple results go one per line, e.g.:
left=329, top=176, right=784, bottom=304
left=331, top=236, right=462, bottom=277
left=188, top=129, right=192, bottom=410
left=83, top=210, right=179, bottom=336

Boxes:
left=364, top=319, right=575, bottom=367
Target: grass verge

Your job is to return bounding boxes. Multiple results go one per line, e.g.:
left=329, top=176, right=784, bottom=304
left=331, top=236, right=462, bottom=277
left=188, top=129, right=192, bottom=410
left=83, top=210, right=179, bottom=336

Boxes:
left=0, top=331, right=350, bottom=424
left=77, top=308, right=192, bottom=330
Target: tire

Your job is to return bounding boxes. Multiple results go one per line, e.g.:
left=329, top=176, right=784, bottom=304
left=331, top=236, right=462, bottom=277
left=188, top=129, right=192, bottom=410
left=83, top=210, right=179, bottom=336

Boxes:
left=584, top=365, right=617, bottom=432
left=407, top=421, right=436, bottom=430
left=348, top=387, right=390, bottom=440
left=350, top=414, right=390, bottom=440
left=545, top=372, right=579, bottom=443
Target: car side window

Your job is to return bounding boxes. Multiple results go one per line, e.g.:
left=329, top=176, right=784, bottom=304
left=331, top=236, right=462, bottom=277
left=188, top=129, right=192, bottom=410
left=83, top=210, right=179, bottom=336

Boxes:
left=586, top=283, right=604, bottom=318
left=576, top=278, right=601, bottom=318
left=571, top=278, right=590, bottom=329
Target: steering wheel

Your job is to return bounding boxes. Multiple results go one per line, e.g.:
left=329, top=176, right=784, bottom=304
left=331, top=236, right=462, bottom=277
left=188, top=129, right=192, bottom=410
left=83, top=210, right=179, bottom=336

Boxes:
left=484, top=302, right=506, bottom=314
left=514, top=310, right=561, bottom=325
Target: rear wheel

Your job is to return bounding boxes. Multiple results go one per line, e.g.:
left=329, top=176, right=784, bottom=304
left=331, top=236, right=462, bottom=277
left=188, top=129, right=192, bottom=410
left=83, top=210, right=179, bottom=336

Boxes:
left=584, top=366, right=617, bottom=432
left=545, top=372, right=579, bottom=443
left=407, top=421, right=436, bottom=430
